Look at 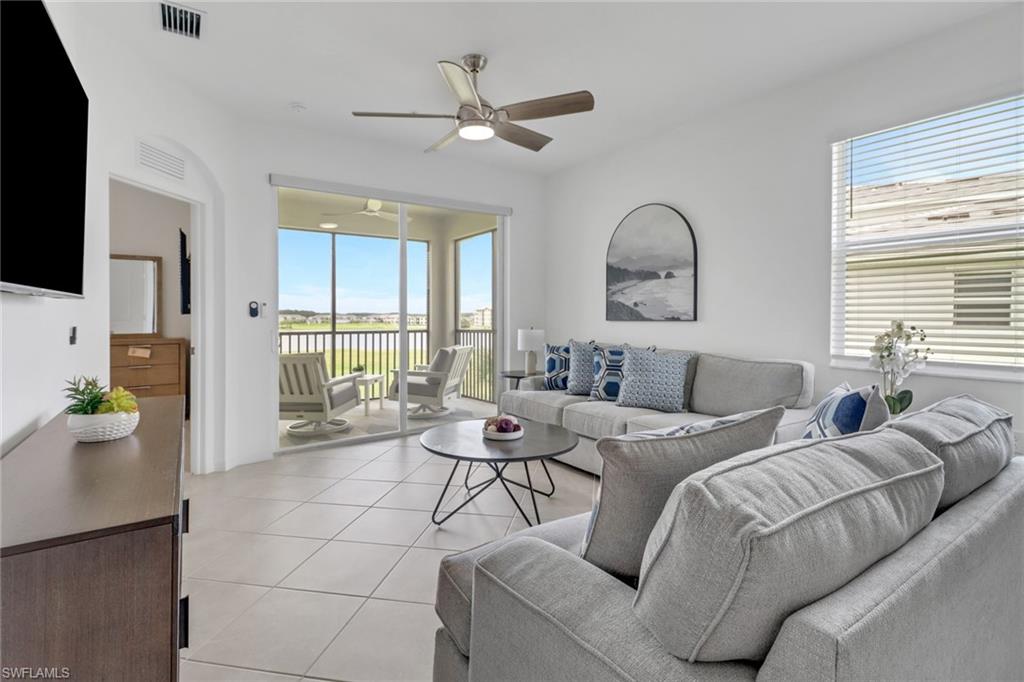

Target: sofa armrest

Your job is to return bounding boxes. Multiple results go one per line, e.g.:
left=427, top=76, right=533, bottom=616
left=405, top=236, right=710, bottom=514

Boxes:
left=470, top=537, right=756, bottom=682
left=518, top=375, right=547, bottom=391
left=759, top=459, right=1024, bottom=682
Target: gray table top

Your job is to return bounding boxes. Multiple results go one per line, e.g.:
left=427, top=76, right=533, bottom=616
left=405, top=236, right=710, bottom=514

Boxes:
left=419, top=419, right=579, bottom=463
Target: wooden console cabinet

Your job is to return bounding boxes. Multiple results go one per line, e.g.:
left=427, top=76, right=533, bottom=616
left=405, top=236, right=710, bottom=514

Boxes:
left=1, top=397, right=187, bottom=681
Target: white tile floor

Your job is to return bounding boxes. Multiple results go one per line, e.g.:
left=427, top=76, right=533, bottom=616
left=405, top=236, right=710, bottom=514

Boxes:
left=181, top=435, right=598, bottom=681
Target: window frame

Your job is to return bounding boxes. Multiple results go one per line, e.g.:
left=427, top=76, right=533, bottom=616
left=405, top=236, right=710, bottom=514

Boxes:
left=828, top=97, right=1023, bottom=383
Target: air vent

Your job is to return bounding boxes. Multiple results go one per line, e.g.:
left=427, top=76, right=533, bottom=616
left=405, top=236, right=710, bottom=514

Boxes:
left=160, top=2, right=203, bottom=39
left=137, top=141, right=185, bottom=181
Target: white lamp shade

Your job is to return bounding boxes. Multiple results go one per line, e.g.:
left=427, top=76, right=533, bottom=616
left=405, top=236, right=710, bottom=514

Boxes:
left=517, top=328, right=545, bottom=352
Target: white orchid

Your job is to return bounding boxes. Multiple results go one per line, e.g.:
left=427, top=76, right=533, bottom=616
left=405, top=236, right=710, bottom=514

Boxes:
left=868, top=320, right=932, bottom=414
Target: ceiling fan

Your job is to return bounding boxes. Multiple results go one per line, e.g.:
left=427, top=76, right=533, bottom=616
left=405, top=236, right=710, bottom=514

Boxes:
left=352, top=54, right=594, bottom=153
left=320, top=199, right=404, bottom=225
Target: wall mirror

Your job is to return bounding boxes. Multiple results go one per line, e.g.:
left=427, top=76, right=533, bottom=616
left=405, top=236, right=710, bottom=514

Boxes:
left=110, top=255, right=161, bottom=336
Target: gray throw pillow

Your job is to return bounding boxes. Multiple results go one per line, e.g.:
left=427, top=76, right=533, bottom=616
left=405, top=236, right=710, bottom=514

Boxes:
left=566, top=339, right=597, bottom=395
left=581, top=407, right=785, bottom=582
left=888, top=394, right=1014, bottom=509
left=634, top=429, right=943, bottom=662
left=616, top=347, right=694, bottom=412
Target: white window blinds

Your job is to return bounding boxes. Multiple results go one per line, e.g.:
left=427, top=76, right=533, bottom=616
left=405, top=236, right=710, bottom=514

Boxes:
left=831, top=95, right=1023, bottom=373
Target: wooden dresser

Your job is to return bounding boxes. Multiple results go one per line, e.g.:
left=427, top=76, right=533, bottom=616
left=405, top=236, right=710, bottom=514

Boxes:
left=1, top=397, right=188, bottom=681
left=110, top=336, right=188, bottom=398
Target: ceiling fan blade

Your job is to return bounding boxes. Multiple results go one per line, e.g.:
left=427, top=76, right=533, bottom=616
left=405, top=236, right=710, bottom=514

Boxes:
left=493, top=122, right=552, bottom=152
left=425, top=127, right=459, bottom=153
left=352, top=111, right=455, bottom=119
left=437, top=61, right=482, bottom=112
left=499, top=90, right=594, bottom=121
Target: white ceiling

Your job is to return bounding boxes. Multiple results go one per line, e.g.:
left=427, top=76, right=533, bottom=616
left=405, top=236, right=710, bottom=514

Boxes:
left=76, top=2, right=1001, bottom=173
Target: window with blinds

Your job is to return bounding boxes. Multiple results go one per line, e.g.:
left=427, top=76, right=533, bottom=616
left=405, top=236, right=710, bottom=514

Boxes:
left=831, top=95, right=1023, bottom=373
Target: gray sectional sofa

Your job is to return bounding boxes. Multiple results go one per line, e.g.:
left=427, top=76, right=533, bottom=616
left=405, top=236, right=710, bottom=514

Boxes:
left=499, top=351, right=816, bottom=475
left=434, top=395, right=1022, bottom=681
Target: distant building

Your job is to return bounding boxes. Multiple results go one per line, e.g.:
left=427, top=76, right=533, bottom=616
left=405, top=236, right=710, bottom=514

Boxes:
left=473, top=307, right=492, bottom=329
left=278, top=313, right=307, bottom=323
left=307, top=313, right=333, bottom=324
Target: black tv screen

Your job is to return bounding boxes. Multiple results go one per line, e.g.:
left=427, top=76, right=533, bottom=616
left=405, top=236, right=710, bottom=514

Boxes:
left=1, top=0, right=89, bottom=298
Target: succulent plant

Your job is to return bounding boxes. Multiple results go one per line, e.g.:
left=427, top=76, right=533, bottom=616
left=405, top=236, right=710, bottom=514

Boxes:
left=64, top=376, right=107, bottom=415
left=97, top=387, right=139, bottom=414
left=65, top=377, right=139, bottom=415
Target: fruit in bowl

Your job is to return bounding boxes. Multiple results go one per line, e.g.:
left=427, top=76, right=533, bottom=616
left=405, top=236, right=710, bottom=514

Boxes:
left=484, top=415, right=522, bottom=433
left=483, top=415, right=524, bottom=440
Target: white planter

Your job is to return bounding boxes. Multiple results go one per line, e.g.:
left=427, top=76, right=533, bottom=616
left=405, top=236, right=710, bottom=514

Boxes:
left=67, top=412, right=140, bottom=443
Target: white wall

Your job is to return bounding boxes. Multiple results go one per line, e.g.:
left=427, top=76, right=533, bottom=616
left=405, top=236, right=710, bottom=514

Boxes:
left=542, top=7, right=1024, bottom=436
left=109, top=179, right=192, bottom=339
left=2, top=1, right=547, bottom=468
left=1, top=2, right=238, bottom=455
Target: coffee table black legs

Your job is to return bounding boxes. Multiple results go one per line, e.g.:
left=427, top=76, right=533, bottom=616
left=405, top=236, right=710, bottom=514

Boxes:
left=431, top=459, right=556, bottom=527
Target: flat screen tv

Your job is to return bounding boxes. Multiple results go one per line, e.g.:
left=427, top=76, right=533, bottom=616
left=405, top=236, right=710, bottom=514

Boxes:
left=1, top=0, right=89, bottom=298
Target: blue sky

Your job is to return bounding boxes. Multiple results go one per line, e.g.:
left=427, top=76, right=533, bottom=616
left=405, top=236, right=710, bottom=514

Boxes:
left=279, top=228, right=492, bottom=315
left=849, top=97, right=1021, bottom=186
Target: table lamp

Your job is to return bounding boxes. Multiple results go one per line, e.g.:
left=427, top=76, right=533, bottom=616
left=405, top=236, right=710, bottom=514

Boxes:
left=517, top=328, right=545, bottom=375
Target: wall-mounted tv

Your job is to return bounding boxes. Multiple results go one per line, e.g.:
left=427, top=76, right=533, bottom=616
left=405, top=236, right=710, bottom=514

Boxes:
left=1, top=0, right=89, bottom=298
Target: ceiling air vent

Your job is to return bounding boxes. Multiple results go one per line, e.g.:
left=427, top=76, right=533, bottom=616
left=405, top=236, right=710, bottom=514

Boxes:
left=137, top=141, right=185, bottom=181
left=160, top=2, right=203, bottom=39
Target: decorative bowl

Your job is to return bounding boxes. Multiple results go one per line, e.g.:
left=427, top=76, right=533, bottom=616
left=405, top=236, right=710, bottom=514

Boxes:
left=67, top=412, right=140, bottom=443
left=483, top=428, right=524, bottom=441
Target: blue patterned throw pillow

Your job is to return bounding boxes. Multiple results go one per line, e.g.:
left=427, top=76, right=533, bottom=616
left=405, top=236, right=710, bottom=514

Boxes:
left=567, top=339, right=598, bottom=395
left=590, top=345, right=627, bottom=401
left=543, top=342, right=571, bottom=390
left=617, top=347, right=694, bottom=412
left=802, top=383, right=890, bottom=439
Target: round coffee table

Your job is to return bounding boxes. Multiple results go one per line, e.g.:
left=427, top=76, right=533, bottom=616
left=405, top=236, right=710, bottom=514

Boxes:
left=419, top=419, right=579, bottom=527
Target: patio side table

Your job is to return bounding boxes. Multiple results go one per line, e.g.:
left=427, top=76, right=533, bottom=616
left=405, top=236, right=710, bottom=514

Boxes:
left=356, top=374, right=385, bottom=416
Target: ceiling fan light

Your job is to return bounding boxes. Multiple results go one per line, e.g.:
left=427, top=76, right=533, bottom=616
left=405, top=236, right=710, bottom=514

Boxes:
left=318, top=222, right=338, bottom=229
left=458, top=120, right=494, bottom=141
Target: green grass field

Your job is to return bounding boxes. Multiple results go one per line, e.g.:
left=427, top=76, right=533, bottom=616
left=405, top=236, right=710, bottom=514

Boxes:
left=279, top=321, right=427, bottom=332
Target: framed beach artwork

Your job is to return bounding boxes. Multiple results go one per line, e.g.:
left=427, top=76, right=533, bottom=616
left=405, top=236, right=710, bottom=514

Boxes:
left=606, top=203, right=697, bottom=321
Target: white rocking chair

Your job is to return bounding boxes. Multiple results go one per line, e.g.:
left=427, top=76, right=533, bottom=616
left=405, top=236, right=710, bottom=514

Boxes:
left=279, top=353, right=361, bottom=437
left=389, top=345, right=473, bottom=419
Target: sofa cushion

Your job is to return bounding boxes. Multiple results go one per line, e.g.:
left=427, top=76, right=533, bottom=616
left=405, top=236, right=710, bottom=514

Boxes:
left=626, top=411, right=716, bottom=433
left=563, top=401, right=662, bottom=439
left=802, top=383, right=890, bottom=439
left=583, top=407, right=784, bottom=582
left=435, top=512, right=590, bottom=656
left=888, top=394, right=1014, bottom=509
left=499, top=389, right=589, bottom=427
left=689, top=354, right=814, bottom=416
left=543, top=342, right=571, bottom=390
left=567, top=339, right=598, bottom=395
left=774, top=406, right=815, bottom=443
left=589, top=345, right=627, bottom=401
left=634, top=428, right=943, bottom=662
left=617, top=347, right=695, bottom=412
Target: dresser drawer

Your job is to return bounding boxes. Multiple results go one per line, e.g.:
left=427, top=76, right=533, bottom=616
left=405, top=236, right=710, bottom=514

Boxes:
left=115, top=384, right=182, bottom=399
left=112, top=364, right=180, bottom=389
left=111, top=343, right=180, bottom=368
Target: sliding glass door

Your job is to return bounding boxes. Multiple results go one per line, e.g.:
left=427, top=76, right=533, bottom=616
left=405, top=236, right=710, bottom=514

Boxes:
left=275, top=183, right=503, bottom=451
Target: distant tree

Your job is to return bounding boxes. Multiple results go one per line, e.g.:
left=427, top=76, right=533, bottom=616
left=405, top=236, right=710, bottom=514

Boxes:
left=664, top=271, right=676, bottom=279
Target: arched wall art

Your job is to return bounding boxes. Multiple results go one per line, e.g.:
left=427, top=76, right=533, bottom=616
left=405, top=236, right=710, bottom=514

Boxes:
left=606, top=203, right=697, bottom=321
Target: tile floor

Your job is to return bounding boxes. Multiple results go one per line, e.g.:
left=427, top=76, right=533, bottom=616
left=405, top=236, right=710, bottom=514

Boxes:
left=181, top=435, right=598, bottom=681
left=277, top=396, right=496, bottom=449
